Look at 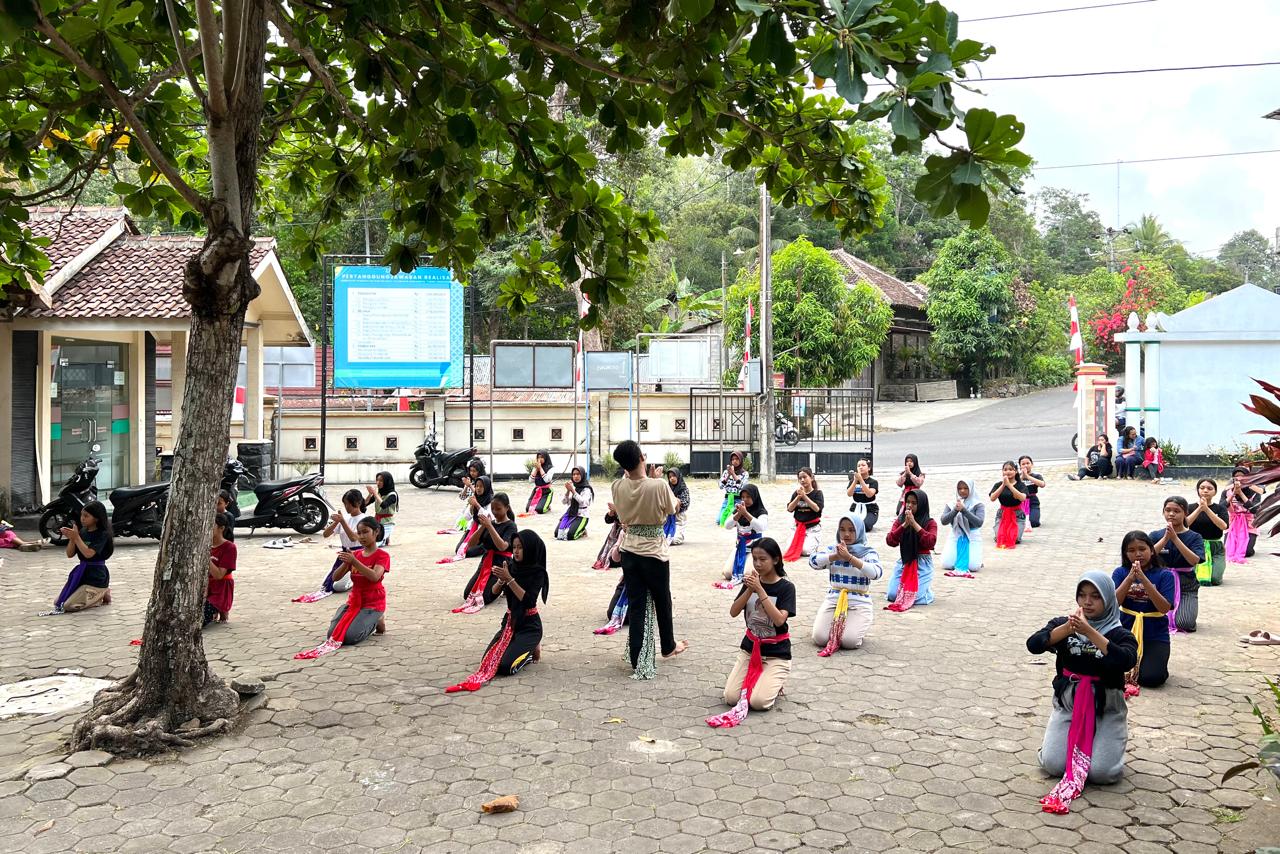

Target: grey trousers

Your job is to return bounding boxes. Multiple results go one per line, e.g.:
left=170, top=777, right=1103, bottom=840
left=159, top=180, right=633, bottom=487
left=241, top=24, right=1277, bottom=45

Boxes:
left=1174, top=589, right=1198, bottom=633
left=1038, top=682, right=1128, bottom=784
left=328, top=605, right=382, bottom=646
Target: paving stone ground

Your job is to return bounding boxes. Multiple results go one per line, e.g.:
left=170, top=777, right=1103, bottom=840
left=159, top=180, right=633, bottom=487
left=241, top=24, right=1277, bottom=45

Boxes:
left=1, top=470, right=1278, bottom=853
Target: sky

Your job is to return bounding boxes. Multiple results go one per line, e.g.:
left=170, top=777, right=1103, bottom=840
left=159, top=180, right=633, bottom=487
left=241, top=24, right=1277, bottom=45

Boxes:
left=940, top=0, right=1280, bottom=258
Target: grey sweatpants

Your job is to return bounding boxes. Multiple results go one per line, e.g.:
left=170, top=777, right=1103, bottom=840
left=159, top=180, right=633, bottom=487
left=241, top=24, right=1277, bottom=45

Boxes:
left=1038, top=682, right=1128, bottom=784
left=328, top=605, right=382, bottom=646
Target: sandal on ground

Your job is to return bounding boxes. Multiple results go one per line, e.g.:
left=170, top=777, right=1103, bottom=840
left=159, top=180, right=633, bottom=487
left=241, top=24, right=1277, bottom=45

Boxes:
left=1245, top=631, right=1280, bottom=646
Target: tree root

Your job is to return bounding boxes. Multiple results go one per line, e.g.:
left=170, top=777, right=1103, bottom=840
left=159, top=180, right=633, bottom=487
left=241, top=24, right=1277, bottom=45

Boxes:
left=69, top=670, right=241, bottom=757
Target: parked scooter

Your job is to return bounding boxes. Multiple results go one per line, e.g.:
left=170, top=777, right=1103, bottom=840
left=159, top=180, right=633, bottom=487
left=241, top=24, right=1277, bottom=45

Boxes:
left=231, top=471, right=332, bottom=534
left=109, top=459, right=263, bottom=542
left=775, top=411, right=800, bottom=447
left=409, top=430, right=477, bottom=489
left=38, top=456, right=101, bottom=545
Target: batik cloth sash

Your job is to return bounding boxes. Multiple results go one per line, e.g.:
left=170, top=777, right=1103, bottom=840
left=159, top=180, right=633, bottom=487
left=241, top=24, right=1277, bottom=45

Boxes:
left=995, top=508, right=1020, bottom=549
left=1225, top=510, right=1253, bottom=563
left=632, top=595, right=659, bottom=680
left=593, top=523, right=622, bottom=570
left=445, top=608, right=538, bottom=692
left=717, top=492, right=739, bottom=526
left=1039, top=670, right=1100, bottom=814
left=1166, top=568, right=1192, bottom=635
left=453, top=549, right=512, bottom=614
left=53, top=561, right=107, bottom=610
left=595, top=588, right=629, bottom=635
left=885, top=559, right=918, bottom=612
left=715, top=530, right=761, bottom=589
left=817, top=590, right=849, bottom=658
left=292, top=555, right=344, bottom=603
left=782, top=518, right=820, bottom=563
left=706, top=629, right=791, bottom=728
left=1121, top=605, right=1166, bottom=697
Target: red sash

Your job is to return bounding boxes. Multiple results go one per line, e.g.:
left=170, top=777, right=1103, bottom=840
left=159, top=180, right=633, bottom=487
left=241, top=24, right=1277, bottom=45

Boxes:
left=783, top=518, right=820, bottom=563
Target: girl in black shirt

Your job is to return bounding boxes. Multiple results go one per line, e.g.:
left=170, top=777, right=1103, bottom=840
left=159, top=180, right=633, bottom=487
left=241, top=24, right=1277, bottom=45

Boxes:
left=1187, top=478, right=1228, bottom=585
left=47, top=501, right=114, bottom=614
left=1027, top=570, right=1137, bottom=814
left=456, top=493, right=518, bottom=613
left=846, top=459, right=880, bottom=531
left=1223, top=466, right=1264, bottom=563
left=783, top=467, right=824, bottom=562
left=708, top=538, right=796, bottom=728
left=989, top=461, right=1027, bottom=549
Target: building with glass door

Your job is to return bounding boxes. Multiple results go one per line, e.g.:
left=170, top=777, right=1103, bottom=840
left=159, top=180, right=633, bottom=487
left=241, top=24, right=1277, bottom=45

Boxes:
left=0, top=207, right=312, bottom=512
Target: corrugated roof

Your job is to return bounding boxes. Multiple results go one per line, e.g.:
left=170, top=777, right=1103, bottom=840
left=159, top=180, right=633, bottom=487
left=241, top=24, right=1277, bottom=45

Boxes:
left=829, top=248, right=928, bottom=310
left=27, top=206, right=137, bottom=274
left=27, top=232, right=273, bottom=320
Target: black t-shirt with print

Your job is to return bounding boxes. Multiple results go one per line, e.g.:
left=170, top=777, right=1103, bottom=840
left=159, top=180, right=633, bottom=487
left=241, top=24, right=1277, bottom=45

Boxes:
left=849, top=476, right=879, bottom=513
left=790, top=489, right=824, bottom=524
left=738, top=577, right=797, bottom=660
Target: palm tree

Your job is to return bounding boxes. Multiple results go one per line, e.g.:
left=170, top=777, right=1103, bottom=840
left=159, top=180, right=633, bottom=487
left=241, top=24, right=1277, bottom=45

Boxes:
left=642, top=265, right=723, bottom=334
left=1126, top=214, right=1178, bottom=255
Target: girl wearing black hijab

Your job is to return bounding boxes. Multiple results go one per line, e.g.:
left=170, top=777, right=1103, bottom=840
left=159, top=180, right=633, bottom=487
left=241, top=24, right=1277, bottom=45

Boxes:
left=894, top=453, right=926, bottom=516
left=665, top=468, right=691, bottom=546
left=717, top=484, right=768, bottom=588
left=555, top=466, right=594, bottom=540
left=522, top=451, right=556, bottom=516
left=446, top=530, right=548, bottom=692
left=363, top=471, right=399, bottom=546
left=885, top=490, right=937, bottom=611
left=438, top=475, right=495, bottom=564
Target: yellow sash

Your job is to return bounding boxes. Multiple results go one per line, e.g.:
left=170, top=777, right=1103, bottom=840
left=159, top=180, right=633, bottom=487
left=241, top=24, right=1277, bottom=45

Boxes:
left=1121, top=605, right=1168, bottom=665
left=832, top=588, right=849, bottom=620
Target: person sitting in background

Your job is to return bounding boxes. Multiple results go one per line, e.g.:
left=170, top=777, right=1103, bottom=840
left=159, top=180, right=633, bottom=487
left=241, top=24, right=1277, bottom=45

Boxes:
left=1141, top=438, right=1169, bottom=484
left=1115, top=427, right=1143, bottom=479
left=1070, top=436, right=1113, bottom=481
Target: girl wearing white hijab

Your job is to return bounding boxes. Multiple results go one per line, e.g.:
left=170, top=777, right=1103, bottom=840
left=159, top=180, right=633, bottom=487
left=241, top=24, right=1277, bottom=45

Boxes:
left=808, top=513, right=883, bottom=655
left=1026, top=570, right=1138, bottom=815
left=939, top=479, right=985, bottom=576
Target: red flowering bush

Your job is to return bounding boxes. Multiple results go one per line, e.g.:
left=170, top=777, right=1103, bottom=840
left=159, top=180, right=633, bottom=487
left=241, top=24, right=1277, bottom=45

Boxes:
left=1088, top=264, right=1155, bottom=356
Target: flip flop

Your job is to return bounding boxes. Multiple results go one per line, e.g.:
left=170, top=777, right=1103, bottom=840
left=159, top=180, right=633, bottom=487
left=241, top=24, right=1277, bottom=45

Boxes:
left=1246, top=631, right=1280, bottom=645
left=1240, top=630, right=1268, bottom=643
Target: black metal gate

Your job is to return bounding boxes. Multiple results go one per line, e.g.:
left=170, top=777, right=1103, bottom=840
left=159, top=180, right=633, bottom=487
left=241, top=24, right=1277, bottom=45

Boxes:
left=774, top=387, right=875, bottom=475
left=687, top=388, right=756, bottom=475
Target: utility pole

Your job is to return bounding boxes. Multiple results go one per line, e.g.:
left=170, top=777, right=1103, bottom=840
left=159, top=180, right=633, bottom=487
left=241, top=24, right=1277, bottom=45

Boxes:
left=720, top=251, right=728, bottom=386
left=758, top=183, right=776, bottom=482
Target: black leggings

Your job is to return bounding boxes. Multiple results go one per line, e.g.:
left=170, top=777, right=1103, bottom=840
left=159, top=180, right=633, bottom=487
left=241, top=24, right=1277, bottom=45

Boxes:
left=1137, top=640, right=1170, bottom=687
left=850, top=503, right=879, bottom=532
left=621, top=551, right=677, bottom=663
left=1028, top=501, right=1041, bottom=528
left=488, top=613, right=542, bottom=676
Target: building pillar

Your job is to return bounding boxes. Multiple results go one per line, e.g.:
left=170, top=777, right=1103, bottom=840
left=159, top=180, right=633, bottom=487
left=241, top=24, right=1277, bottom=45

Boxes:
left=1142, top=342, right=1160, bottom=441
left=0, top=324, right=12, bottom=505
left=131, top=331, right=147, bottom=482
left=245, top=324, right=264, bottom=441
left=170, top=330, right=188, bottom=448
left=1123, top=312, right=1142, bottom=427
left=36, top=331, right=52, bottom=503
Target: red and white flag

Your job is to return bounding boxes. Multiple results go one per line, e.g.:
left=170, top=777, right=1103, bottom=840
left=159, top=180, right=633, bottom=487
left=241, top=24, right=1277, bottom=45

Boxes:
left=232, top=385, right=246, bottom=421
left=1068, top=295, right=1083, bottom=391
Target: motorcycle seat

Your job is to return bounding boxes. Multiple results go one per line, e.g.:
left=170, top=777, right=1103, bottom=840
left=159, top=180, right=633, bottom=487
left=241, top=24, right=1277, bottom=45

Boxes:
left=254, top=477, right=310, bottom=496
left=110, top=483, right=169, bottom=502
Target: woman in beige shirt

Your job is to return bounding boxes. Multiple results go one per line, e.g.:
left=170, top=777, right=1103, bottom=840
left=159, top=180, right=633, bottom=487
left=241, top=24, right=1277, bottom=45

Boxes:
left=610, top=440, right=689, bottom=678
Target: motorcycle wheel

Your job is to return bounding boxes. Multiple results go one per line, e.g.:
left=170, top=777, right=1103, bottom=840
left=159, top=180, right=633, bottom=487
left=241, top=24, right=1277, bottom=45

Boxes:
left=1071, top=432, right=1079, bottom=453
left=783, top=430, right=800, bottom=447
left=40, top=508, right=75, bottom=546
left=409, top=466, right=430, bottom=489
left=293, top=497, right=328, bottom=534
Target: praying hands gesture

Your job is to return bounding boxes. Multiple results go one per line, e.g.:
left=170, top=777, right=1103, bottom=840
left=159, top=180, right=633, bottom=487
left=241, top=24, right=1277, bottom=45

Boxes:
left=1066, top=608, right=1107, bottom=651
left=492, top=560, right=513, bottom=585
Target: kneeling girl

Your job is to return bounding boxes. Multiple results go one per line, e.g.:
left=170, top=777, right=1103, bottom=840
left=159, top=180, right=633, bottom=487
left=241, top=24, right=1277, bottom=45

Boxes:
left=707, top=537, right=796, bottom=727
left=555, top=466, right=593, bottom=540
left=1027, top=570, right=1137, bottom=814
left=809, top=513, right=883, bottom=655
left=1112, top=531, right=1174, bottom=692
left=718, top=484, right=767, bottom=588
left=295, top=518, right=390, bottom=658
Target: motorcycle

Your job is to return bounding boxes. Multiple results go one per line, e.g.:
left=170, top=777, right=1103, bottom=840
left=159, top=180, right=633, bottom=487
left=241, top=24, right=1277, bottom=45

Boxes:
left=775, top=411, right=800, bottom=447
left=409, top=430, right=477, bottom=489
left=110, top=459, right=268, bottom=541
left=231, top=470, right=332, bottom=535
left=38, top=456, right=101, bottom=545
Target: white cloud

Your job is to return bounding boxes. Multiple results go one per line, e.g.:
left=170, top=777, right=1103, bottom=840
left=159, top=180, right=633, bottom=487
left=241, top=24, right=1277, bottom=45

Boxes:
left=944, top=0, right=1280, bottom=255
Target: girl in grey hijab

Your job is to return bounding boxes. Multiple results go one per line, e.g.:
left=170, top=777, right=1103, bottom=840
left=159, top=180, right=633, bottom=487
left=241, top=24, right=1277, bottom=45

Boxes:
left=940, top=479, right=985, bottom=576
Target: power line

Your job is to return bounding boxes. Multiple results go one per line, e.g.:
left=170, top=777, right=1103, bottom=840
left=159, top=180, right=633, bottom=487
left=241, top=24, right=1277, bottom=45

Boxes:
left=961, top=0, right=1156, bottom=23
left=970, top=60, right=1280, bottom=82
left=1037, top=147, right=1280, bottom=170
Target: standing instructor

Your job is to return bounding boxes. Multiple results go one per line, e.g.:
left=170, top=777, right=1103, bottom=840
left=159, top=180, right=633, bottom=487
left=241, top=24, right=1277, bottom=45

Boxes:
left=611, top=440, right=689, bottom=678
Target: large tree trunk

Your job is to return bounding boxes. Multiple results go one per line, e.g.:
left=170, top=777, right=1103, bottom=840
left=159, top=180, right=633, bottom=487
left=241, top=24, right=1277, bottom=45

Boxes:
left=71, top=1, right=267, bottom=755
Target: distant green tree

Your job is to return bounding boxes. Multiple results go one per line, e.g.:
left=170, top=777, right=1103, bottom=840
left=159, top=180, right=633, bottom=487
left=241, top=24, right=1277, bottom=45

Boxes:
left=724, top=238, right=891, bottom=388
left=920, top=229, right=1019, bottom=389
left=1218, top=229, right=1277, bottom=291
left=1037, top=188, right=1105, bottom=277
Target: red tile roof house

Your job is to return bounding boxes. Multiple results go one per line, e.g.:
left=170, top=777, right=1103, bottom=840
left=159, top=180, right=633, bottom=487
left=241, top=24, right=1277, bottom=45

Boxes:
left=0, top=207, right=311, bottom=511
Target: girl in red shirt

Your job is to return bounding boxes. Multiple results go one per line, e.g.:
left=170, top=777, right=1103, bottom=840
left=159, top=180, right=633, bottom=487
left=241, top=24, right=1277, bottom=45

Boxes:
left=296, top=518, right=390, bottom=658
left=206, top=512, right=237, bottom=625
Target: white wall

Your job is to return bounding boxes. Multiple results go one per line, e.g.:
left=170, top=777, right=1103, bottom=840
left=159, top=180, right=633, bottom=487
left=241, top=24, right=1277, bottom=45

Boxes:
left=1155, top=340, right=1280, bottom=455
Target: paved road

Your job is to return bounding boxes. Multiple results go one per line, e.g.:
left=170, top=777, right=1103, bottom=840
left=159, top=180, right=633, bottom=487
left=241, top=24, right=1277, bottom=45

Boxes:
left=875, top=386, right=1076, bottom=468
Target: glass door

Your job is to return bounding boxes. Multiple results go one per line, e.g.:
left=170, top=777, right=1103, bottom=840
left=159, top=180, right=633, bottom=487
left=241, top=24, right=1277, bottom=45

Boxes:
left=51, top=340, right=131, bottom=493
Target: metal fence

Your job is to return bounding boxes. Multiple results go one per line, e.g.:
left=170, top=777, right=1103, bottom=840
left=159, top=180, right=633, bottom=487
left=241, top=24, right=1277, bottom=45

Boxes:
left=774, top=387, right=875, bottom=475
left=687, top=388, right=756, bottom=475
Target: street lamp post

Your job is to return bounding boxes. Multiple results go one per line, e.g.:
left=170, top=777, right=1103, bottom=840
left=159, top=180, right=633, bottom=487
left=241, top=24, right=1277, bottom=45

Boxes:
left=758, top=183, right=776, bottom=482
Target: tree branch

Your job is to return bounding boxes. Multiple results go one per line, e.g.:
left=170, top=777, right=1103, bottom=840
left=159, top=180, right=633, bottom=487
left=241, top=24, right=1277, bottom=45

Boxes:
left=222, top=0, right=249, bottom=102
left=32, top=9, right=205, bottom=212
left=266, top=0, right=369, bottom=134
left=162, top=0, right=208, bottom=105
left=195, top=0, right=228, bottom=117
